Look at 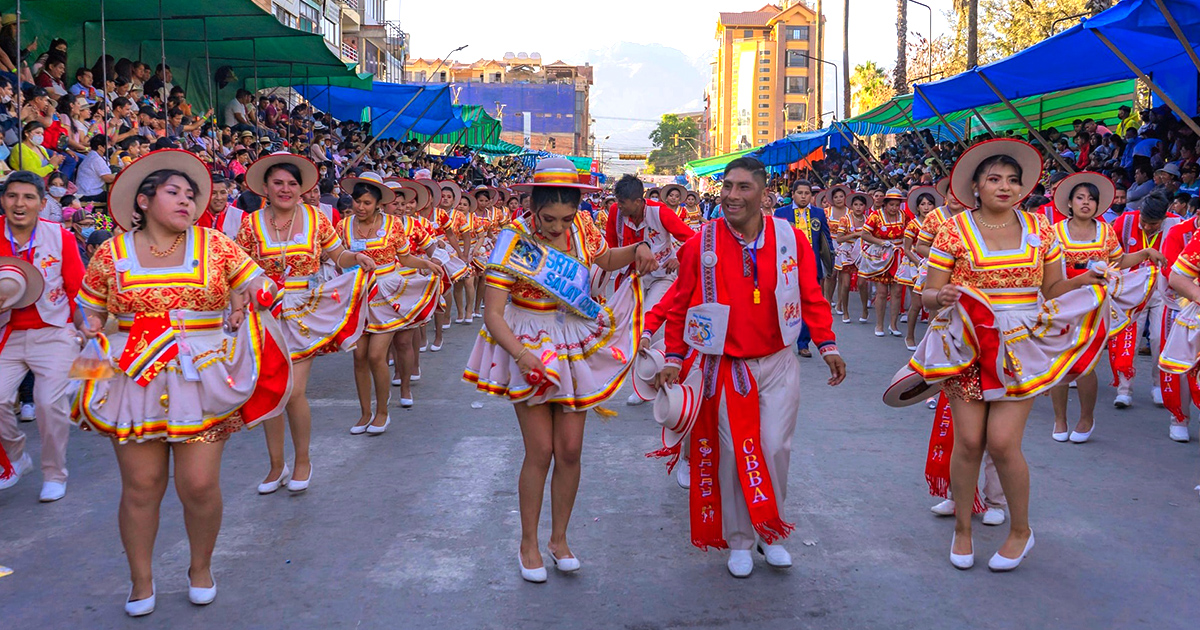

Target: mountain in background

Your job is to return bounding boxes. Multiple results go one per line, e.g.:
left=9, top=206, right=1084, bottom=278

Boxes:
left=575, top=41, right=711, bottom=166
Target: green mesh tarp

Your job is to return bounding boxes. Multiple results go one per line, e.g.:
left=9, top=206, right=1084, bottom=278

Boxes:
left=407, top=105, right=501, bottom=147
left=685, top=147, right=757, bottom=178
left=3, top=0, right=370, bottom=109
left=844, top=80, right=1136, bottom=137
left=475, top=140, right=525, bottom=156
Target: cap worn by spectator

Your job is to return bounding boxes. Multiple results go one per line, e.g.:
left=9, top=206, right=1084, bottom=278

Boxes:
left=1157, top=163, right=1182, bottom=178
left=87, top=229, right=113, bottom=247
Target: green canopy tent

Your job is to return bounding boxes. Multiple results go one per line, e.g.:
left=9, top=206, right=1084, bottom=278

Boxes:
left=3, top=0, right=369, bottom=111
left=474, top=140, right=525, bottom=156
left=685, top=147, right=757, bottom=179
left=407, top=105, right=502, bottom=148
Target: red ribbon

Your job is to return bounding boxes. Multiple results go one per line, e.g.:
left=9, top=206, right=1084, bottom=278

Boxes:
left=1107, top=321, right=1137, bottom=387
left=924, top=393, right=987, bottom=514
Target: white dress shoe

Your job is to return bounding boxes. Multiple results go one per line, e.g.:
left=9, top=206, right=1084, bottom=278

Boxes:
left=988, top=531, right=1035, bottom=572
left=1152, top=387, right=1164, bottom=406
left=442, top=323, right=451, bottom=330
left=366, top=415, right=391, bottom=435
left=286, top=465, right=312, bottom=493
left=874, top=330, right=886, bottom=337
left=18, top=402, right=34, bottom=421
left=0, top=453, right=31, bottom=490
left=835, top=306, right=844, bottom=315
left=858, top=317, right=870, bottom=323
left=350, top=420, right=371, bottom=435
left=257, top=465, right=291, bottom=494
left=125, top=583, right=156, bottom=617
left=676, top=460, right=690, bottom=489
left=906, top=343, right=918, bottom=351
left=1069, top=421, right=1094, bottom=443
left=950, top=534, right=974, bottom=570
left=187, top=569, right=217, bottom=605
left=888, top=327, right=904, bottom=337
left=756, top=542, right=792, bottom=567
left=1170, top=424, right=1190, bottom=443
left=1113, top=394, right=1132, bottom=408
left=399, top=398, right=414, bottom=408
left=930, top=498, right=956, bottom=516
left=454, top=317, right=464, bottom=324
left=900, top=313, right=909, bottom=323
left=1051, top=429, right=1070, bottom=442
left=518, top=552, right=547, bottom=583
left=981, top=508, right=1006, bottom=526
left=841, top=315, right=851, bottom=323
left=626, top=392, right=646, bottom=406
left=410, top=371, right=421, bottom=382
left=727, top=550, right=754, bottom=577
left=430, top=343, right=443, bottom=352
left=548, top=548, right=581, bottom=572
left=390, top=377, right=403, bottom=386
left=419, top=343, right=428, bottom=353
left=39, top=481, right=66, bottom=502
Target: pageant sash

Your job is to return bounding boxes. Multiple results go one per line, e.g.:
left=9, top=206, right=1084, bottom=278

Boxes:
left=488, top=228, right=602, bottom=320
left=771, top=217, right=804, bottom=347
left=924, top=392, right=987, bottom=514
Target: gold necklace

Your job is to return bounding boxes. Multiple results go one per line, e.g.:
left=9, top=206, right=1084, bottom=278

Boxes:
left=975, top=210, right=1012, bottom=230
left=149, top=232, right=185, bottom=258
left=269, top=208, right=295, bottom=241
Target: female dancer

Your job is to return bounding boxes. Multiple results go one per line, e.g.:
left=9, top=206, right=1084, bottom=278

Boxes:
left=447, top=193, right=478, bottom=324
left=860, top=189, right=912, bottom=337
left=74, top=150, right=290, bottom=615
left=337, top=173, right=442, bottom=430
left=424, top=179, right=458, bottom=344
left=470, top=187, right=496, bottom=318
left=908, top=139, right=1110, bottom=571
left=463, top=158, right=657, bottom=582
left=834, top=192, right=871, bottom=324
left=236, top=152, right=376, bottom=494
left=1050, top=173, right=1164, bottom=443
left=901, top=186, right=942, bottom=349
left=824, top=185, right=851, bottom=303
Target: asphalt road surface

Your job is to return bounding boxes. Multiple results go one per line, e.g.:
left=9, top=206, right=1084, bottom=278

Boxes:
left=2, top=314, right=1198, bottom=629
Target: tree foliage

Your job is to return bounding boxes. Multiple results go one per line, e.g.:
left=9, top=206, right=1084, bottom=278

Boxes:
left=646, top=114, right=700, bottom=175
left=894, top=0, right=909, bottom=94
left=850, top=61, right=894, bottom=117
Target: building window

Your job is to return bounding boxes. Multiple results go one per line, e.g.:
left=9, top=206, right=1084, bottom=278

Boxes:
left=786, top=76, right=808, bottom=94
left=758, top=103, right=770, bottom=109
left=758, top=85, right=770, bottom=91
left=786, top=50, right=808, bottom=68
left=760, top=49, right=771, bottom=55
left=759, top=94, right=770, bottom=99
left=786, top=26, right=810, bottom=41
left=759, top=130, right=769, bottom=135
left=493, top=72, right=502, bottom=82
left=743, top=29, right=754, bottom=38
left=759, top=76, right=770, bottom=82
left=274, top=6, right=297, bottom=28
left=758, top=112, right=769, bottom=118
left=297, top=1, right=320, bottom=33
left=786, top=103, right=807, bottom=121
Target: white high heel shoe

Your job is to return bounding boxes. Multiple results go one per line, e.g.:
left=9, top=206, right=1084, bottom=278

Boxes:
left=988, top=531, right=1035, bottom=572
left=366, top=415, right=391, bottom=435
left=950, top=534, right=974, bottom=570
left=1068, top=421, right=1094, bottom=443
left=548, top=548, right=581, bottom=572
left=410, top=370, right=421, bottom=382
left=518, top=552, right=547, bottom=583
left=286, top=464, right=312, bottom=493
left=257, top=465, right=291, bottom=494
left=125, top=582, right=156, bottom=617
left=187, top=569, right=217, bottom=605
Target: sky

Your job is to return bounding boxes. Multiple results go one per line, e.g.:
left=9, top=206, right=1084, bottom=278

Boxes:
left=389, top=0, right=955, bottom=153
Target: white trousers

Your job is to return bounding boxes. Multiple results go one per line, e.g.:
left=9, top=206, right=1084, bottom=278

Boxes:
left=1117, top=289, right=1165, bottom=396
left=0, top=327, right=77, bottom=483
left=715, top=348, right=801, bottom=550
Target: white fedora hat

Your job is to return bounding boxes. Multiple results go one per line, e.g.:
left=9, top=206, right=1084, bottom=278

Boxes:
left=0, top=256, right=44, bottom=310
left=653, top=382, right=701, bottom=450
left=883, top=365, right=942, bottom=408
left=631, top=345, right=666, bottom=402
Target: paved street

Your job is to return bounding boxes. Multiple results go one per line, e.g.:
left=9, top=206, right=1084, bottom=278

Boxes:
left=2, top=315, right=1198, bottom=629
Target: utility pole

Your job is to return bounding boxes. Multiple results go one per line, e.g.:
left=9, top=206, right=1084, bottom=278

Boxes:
left=815, top=0, right=824, bottom=128
left=843, top=0, right=851, bottom=119
left=966, top=0, right=979, bottom=68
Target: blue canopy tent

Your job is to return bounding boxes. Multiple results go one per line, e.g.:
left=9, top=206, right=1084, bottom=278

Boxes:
left=293, top=83, right=467, bottom=139
left=912, top=0, right=1200, bottom=125
left=749, top=128, right=846, bottom=168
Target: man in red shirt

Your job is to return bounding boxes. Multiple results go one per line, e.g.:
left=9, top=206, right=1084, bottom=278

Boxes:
left=1111, top=192, right=1178, bottom=408
left=656, top=157, right=845, bottom=578
left=0, top=172, right=84, bottom=502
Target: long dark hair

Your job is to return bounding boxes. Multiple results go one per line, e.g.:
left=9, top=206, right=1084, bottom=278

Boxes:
left=132, top=169, right=199, bottom=231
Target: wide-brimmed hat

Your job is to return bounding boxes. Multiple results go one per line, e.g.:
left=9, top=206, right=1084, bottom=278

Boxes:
left=0, top=256, right=44, bottom=310
left=465, top=191, right=479, bottom=213
left=510, top=157, right=600, bottom=193
left=470, top=185, right=494, bottom=201
left=436, top=180, right=461, bottom=209
left=883, top=188, right=906, bottom=201
left=493, top=187, right=512, bottom=204
left=340, top=171, right=396, bottom=205
left=883, top=366, right=942, bottom=408
left=848, top=191, right=871, bottom=208
left=631, top=343, right=666, bottom=402
left=645, top=186, right=661, bottom=199
left=382, top=178, right=410, bottom=201
left=659, top=183, right=687, bottom=204
left=653, top=383, right=701, bottom=450
left=822, top=184, right=852, bottom=207
left=907, top=186, right=944, bottom=212
left=107, top=149, right=213, bottom=231
left=1156, top=162, right=1182, bottom=179
left=244, top=152, right=319, bottom=198
left=934, top=177, right=950, bottom=198
left=396, top=179, right=430, bottom=209
left=949, top=138, right=1041, bottom=208
left=1054, top=171, right=1115, bottom=217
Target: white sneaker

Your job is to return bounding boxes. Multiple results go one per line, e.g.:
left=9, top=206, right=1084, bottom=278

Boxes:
left=756, top=542, right=792, bottom=567
left=1170, top=424, right=1190, bottom=443
left=727, top=550, right=753, bottom=577
left=18, top=403, right=34, bottom=422
left=675, top=461, right=690, bottom=489
left=0, top=453, right=30, bottom=490
left=1113, top=394, right=1132, bottom=409
left=981, top=508, right=1006, bottom=526
left=1152, top=387, right=1164, bottom=406
left=39, top=481, right=66, bottom=502
left=626, top=393, right=646, bottom=406
left=930, top=498, right=956, bottom=516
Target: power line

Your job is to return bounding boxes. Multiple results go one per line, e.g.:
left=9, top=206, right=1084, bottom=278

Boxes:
left=591, top=115, right=662, bottom=123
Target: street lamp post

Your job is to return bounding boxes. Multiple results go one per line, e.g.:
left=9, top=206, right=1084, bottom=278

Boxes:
left=791, top=51, right=839, bottom=123
left=908, top=0, right=933, bottom=80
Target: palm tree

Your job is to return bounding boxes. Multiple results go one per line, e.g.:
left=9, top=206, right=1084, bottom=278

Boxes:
left=843, top=0, right=851, bottom=120
left=1086, top=0, right=1113, bottom=15
left=852, top=61, right=893, bottom=115
left=894, top=0, right=908, bottom=93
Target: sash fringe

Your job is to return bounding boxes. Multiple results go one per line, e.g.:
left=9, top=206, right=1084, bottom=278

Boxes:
left=754, top=519, right=795, bottom=546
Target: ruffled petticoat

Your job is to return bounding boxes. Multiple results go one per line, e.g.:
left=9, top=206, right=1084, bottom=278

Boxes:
left=858, top=242, right=901, bottom=284
left=833, top=240, right=862, bottom=272
left=1160, top=301, right=1200, bottom=375
left=908, top=268, right=1156, bottom=401
left=276, top=268, right=371, bottom=361
left=73, top=309, right=293, bottom=444
left=365, top=264, right=440, bottom=334
left=896, top=255, right=921, bottom=287
left=462, top=276, right=643, bottom=411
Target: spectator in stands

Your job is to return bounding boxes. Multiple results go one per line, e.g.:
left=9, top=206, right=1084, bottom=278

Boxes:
left=1155, top=163, right=1181, bottom=197
left=1103, top=185, right=1128, bottom=223
left=75, top=134, right=113, bottom=203
left=1171, top=192, right=1191, bottom=217
left=1116, top=105, right=1138, bottom=138
left=20, top=86, right=53, bottom=128
left=68, top=67, right=98, bottom=104
left=1128, top=164, right=1156, bottom=210
left=1179, top=163, right=1199, bottom=196
left=129, top=61, right=150, bottom=91
left=106, top=97, right=137, bottom=145
left=83, top=227, right=112, bottom=267
left=224, top=89, right=255, bottom=133
left=142, top=63, right=173, bottom=101
left=41, top=171, right=67, bottom=223
left=35, top=53, right=68, bottom=98
left=7, top=121, right=63, bottom=177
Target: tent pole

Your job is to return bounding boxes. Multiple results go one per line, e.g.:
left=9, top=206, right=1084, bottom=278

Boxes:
left=347, top=87, right=432, bottom=168
left=914, top=86, right=968, bottom=151
left=159, top=0, right=168, bottom=130
left=970, top=107, right=997, bottom=136
left=203, top=18, right=212, bottom=118
left=252, top=39, right=260, bottom=142
left=1152, top=0, right=1200, bottom=73
left=1090, top=28, right=1200, bottom=138
left=899, top=109, right=950, bottom=178
left=833, top=123, right=891, bottom=187
left=101, top=0, right=110, bottom=164
left=14, top=0, right=21, bottom=170
left=976, top=70, right=1075, bottom=173
left=841, top=124, right=893, bottom=183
